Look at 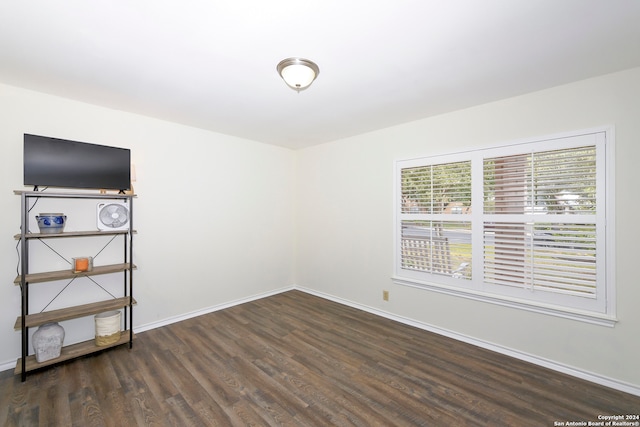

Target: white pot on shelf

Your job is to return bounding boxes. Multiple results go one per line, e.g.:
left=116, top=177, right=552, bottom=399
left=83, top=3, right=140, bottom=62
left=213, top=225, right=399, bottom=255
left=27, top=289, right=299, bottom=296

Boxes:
left=95, top=311, right=121, bottom=346
left=32, top=322, right=65, bottom=363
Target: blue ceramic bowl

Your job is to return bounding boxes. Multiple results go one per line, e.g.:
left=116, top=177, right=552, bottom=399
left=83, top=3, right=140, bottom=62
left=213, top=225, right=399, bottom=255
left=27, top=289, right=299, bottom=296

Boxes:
left=36, top=213, right=67, bottom=234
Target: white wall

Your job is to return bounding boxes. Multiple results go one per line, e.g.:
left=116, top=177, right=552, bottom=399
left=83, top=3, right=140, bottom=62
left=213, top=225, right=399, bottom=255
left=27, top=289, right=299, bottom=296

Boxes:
left=2, top=67, right=639, bottom=392
left=0, top=83, right=296, bottom=367
left=296, top=68, right=640, bottom=390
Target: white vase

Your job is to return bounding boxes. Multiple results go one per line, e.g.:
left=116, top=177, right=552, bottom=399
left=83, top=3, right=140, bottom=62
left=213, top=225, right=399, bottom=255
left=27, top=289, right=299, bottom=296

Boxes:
left=32, top=322, right=65, bottom=363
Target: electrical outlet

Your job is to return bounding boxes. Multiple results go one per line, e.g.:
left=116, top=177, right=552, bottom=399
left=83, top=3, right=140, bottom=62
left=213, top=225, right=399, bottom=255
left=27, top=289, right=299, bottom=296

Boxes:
left=383, top=290, right=389, bottom=301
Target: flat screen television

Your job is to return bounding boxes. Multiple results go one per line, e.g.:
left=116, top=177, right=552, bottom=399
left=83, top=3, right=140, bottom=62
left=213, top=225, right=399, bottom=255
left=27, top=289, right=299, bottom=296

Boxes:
left=24, top=134, right=131, bottom=191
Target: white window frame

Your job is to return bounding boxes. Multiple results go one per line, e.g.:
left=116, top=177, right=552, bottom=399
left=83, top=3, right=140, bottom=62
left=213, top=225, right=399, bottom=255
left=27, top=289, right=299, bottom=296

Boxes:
left=393, top=127, right=616, bottom=327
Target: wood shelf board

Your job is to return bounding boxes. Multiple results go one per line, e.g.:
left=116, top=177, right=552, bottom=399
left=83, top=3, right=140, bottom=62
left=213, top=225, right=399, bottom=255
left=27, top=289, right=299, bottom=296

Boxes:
left=14, top=229, right=136, bottom=240
left=14, top=331, right=134, bottom=374
left=14, top=263, right=136, bottom=284
left=14, top=190, right=136, bottom=199
left=14, top=297, right=137, bottom=329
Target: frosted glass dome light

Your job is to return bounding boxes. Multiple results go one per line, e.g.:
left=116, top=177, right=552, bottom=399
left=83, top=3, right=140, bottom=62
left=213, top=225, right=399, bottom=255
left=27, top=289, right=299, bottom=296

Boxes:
left=277, top=58, right=320, bottom=92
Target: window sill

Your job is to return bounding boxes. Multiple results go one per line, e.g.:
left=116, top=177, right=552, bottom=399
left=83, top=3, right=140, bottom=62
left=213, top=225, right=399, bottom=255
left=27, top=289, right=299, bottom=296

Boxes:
left=392, top=276, right=617, bottom=327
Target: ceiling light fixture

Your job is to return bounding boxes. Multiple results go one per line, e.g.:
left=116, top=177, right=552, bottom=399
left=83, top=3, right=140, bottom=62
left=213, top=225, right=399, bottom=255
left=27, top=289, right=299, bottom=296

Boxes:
left=277, top=57, right=320, bottom=92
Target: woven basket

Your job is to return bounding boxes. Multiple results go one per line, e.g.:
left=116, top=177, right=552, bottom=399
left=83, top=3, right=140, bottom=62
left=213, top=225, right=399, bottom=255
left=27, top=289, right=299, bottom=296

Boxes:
left=94, top=310, right=121, bottom=346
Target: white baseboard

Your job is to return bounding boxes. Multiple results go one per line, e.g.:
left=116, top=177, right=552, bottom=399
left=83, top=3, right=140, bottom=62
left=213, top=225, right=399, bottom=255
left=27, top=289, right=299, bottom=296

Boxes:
left=4, top=283, right=639, bottom=398
left=0, top=361, right=14, bottom=373
left=295, top=286, right=640, bottom=398
left=134, top=285, right=296, bottom=333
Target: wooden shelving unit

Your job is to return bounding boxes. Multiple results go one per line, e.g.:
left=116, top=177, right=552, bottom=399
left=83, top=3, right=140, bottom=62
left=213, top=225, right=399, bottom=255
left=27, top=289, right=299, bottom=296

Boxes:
left=13, top=191, right=136, bottom=380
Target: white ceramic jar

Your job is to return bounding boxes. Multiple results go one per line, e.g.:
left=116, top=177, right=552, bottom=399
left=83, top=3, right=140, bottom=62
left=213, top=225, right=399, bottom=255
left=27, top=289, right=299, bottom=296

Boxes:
left=32, top=322, right=65, bottom=363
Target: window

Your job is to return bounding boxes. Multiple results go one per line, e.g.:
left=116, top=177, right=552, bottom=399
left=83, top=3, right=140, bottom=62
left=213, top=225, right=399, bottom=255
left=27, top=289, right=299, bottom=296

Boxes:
left=393, top=129, right=615, bottom=325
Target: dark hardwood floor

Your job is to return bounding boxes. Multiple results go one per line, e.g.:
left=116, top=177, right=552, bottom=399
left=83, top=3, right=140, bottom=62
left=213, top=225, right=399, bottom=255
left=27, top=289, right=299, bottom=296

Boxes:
left=1, top=290, right=638, bottom=426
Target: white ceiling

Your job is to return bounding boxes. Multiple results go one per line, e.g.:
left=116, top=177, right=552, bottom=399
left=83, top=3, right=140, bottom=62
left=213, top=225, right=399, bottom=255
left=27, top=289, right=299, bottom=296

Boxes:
left=1, top=1, right=640, bottom=150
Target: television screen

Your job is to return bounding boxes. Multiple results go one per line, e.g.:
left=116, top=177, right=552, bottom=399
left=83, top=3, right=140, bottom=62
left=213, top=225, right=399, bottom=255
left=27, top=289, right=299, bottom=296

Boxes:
left=24, top=134, right=131, bottom=191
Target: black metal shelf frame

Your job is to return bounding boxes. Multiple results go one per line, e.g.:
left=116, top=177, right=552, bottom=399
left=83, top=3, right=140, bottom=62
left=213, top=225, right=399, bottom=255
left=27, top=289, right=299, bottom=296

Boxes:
left=15, top=191, right=135, bottom=381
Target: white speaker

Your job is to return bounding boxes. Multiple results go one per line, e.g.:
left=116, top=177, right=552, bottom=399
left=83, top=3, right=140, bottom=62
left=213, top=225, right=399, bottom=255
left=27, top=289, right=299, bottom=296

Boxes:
left=97, top=201, right=130, bottom=231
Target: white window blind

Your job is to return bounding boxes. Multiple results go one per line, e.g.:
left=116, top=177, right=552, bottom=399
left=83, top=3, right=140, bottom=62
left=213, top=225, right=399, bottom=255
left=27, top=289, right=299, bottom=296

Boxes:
left=400, top=161, right=472, bottom=280
left=483, top=146, right=597, bottom=297
left=401, top=162, right=471, bottom=214
left=394, top=129, right=614, bottom=325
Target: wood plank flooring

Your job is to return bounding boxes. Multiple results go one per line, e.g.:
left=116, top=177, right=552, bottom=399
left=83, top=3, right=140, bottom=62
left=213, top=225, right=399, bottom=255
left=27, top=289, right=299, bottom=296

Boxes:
left=1, top=290, right=638, bottom=426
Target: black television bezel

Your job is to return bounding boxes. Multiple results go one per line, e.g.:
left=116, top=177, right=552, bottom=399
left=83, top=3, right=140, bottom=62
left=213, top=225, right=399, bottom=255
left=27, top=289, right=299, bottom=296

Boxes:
left=23, top=134, right=131, bottom=192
